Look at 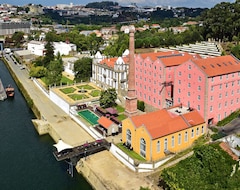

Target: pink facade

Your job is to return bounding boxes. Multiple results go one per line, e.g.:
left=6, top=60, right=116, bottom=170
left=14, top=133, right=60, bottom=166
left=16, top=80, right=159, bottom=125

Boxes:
left=135, top=51, right=199, bottom=109
left=174, top=55, right=240, bottom=124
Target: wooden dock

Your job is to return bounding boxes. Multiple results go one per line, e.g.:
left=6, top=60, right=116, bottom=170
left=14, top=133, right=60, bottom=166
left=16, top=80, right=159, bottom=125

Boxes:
left=53, top=139, right=111, bottom=164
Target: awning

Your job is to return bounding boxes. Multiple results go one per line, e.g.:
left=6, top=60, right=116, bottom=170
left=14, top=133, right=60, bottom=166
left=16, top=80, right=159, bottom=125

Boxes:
left=53, top=139, right=73, bottom=153
left=106, top=107, right=117, bottom=115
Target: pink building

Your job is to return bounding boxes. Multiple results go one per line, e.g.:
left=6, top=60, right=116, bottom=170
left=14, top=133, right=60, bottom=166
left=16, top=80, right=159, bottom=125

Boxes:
left=135, top=51, right=200, bottom=109
left=174, top=55, right=240, bottom=124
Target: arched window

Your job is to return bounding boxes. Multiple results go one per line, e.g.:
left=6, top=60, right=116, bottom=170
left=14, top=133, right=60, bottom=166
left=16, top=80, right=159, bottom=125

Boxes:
left=178, top=133, right=181, bottom=145
left=164, top=138, right=168, bottom=150
left=126, top=129, right=131, bottom=146
left=157, top=140, right=160, bottom=152
left=140, top=138, right=146, bottom=158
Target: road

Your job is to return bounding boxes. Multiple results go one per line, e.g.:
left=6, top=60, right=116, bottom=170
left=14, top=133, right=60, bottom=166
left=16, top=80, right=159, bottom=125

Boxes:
left=4, top=53, right=94, bottom=146
left=221, top=117, right=240, bottom=135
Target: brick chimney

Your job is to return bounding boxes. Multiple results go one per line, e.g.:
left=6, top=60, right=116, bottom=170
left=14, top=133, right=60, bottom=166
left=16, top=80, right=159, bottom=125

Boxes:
left=125, top=27, right=138, bottom=117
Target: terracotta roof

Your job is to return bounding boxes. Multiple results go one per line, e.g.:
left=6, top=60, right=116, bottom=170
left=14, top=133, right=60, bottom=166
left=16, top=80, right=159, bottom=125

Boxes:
left=98, top=116, right=114, bottom=129
left=161, top=53, right=200, bottom=67
left=130, top=109, right=205, bottom=139
left=219, top=142, right=239, bottom=161
left=137, top=51, right=200, bottom=66
left=100, top=57, right=117, bottom=68
left=100, top=56, right=129, bottom=68
left=193, top=55, right=240, bottom=77
left=182, top=110, right=205, bottom=126
left=138, top=51, right=179, bottom=61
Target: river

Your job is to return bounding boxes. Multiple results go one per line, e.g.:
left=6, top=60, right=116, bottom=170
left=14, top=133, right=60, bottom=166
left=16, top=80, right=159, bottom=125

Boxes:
left=0, top=60, right=93, bottom=190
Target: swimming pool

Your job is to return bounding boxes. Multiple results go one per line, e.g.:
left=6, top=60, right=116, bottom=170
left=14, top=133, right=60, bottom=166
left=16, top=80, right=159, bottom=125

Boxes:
left=78, top=109, right=99, bottom=125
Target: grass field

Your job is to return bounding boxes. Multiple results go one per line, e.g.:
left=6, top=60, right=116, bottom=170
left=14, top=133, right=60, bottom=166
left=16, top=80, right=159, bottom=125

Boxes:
left=77, top=84, right=95, bottom=90
left=68, top=94, right=89, bottom=100
left=60, top=87, right=76, bottom=94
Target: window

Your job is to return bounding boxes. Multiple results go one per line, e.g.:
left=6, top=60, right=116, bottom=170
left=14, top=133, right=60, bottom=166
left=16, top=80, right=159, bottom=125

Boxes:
left=237, top=98, right=239, bottom=104
left=188, top=65, right=191, bottom=70
left=219, top=93, right=222, bottom=99
left=231, top=99, right=233, bottom=105
left=179, top=71, right=181, bottom=76
left=201, top=126, right=204, bottom=134
left=220, top=76, right=222, bottom=80
left=211, top=77, right=214, bottom=82
left=171, top=136, right=175, bottom=147
left=188, top=92, right=191, bottom=97
left=188, top=83, right=191, bottom=88
left=198, top=86, right=201, bottom=91
left=178, top=134, right=181, bottom=145
left=226, top=92, right=228, bottom=97
left=164, top=138, right=168, bottom=151
left=179, top=80, right=181, bottom=85
left=219, top=103, right=221, bottom=109
left=197, top=105, right=200, bottom=111
left=140, top=138, right=146, bottom=158
left=198, top=95, right=201, bottom=100
left=210, top=96, right=213, bottom=101
left=191, top=129, right=194, bottom=138
left=158, top=100, right=161, bottom=106
left=226, top=83, right=228, bottom=88
left=178, top=89, right=181, bottom=93
left=157, top=141, right=160, bottom=153
left=232, top=90, right=234, bottom=96
left=126, top=129, right=131, bottom=146
left=188, top=74, right=191, bottom=79
left=219, top=84, right=222, bottom=90
left=211, top=86, right=214, bottom=91
left=198, top=76, right=201, bottom=82
left=210, top=106, right=213, bottom=112
left=196, top=128, right=199, bottom=136
left=178, top=98, right=181, bottom=103
left=185, top=131, right=188, bottom=142
left=225, top=101, right=227, bottom=107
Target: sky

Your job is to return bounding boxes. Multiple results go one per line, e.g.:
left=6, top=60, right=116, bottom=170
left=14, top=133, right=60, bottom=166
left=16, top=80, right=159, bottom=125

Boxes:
left=2, top=0, right=236, bottom=8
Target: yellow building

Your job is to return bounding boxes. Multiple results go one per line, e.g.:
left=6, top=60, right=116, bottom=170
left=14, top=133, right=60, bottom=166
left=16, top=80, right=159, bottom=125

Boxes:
left=122, top=106, right=206, bottom=161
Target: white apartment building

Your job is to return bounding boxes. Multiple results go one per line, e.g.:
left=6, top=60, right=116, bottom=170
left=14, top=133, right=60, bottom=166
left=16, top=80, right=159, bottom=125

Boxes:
left=27, top=41, right=77, bottom=56
left=91, top=51, right=129, bottom=93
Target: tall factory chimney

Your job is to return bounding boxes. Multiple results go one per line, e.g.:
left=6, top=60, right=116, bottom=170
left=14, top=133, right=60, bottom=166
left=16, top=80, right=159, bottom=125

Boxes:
left=125, top=27, right=138, bottom=117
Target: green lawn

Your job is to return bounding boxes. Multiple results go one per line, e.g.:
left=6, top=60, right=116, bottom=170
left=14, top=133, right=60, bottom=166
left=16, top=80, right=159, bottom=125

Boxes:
left=117, top=143, right=146, bottom=161
left=68, top=94, right=89, bottom=100
left=89, top=90, right=101, bottom=97
left=115, top=105, right=125, bottom=113
left=60, top=87, right=76, bottom=94
left=117, top=114, right=127, bottom=121
left=61, top=76, right=74, bottom=85
left=77, top=84, right=95, bottom=90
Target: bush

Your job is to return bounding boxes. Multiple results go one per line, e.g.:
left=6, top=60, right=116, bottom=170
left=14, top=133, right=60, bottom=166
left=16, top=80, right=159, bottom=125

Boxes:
left=137, top=100, right=145, bottom=112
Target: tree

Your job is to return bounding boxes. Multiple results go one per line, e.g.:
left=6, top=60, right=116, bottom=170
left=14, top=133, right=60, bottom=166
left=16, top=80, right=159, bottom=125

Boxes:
left=137, top=100, right=145, bottom=112
left=29, top=66, right=46, bottom=78
left=73, top=57, right=92, bottom=82
left=99, top=88, right=117, bottom=108
left=11, top=31, right=24, bottom=47
left=43, top=40, right=54, bottom=67
left=45, top=60, right=63, bottom=86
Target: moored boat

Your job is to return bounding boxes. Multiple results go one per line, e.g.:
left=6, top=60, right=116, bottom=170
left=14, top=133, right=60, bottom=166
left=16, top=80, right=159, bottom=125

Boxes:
left=5, top=84, right=14, bottom=97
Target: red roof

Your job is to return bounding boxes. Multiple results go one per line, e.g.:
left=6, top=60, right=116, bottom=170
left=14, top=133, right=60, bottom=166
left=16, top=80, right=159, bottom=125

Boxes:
left=100, top=57, right=129, bottom=68
left=137, top=51, right=200, bottom=66
left=130, top=109, right=205, bottom=139
left=98, top=116, right=114, bottom=129
left=193, top=55, right=240, bottom=77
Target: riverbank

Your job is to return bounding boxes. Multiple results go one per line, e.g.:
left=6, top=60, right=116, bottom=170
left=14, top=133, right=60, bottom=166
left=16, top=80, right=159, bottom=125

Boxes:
left=2, top=55, right=157, bottom=190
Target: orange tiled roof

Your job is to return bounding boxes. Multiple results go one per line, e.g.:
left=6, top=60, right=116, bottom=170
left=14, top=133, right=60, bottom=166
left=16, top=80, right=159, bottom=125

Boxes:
left=220, top=142, right=239, bottom=161
left=138, top=51, right=200, bottom=66
left=161, top=53, right=200, bottom=67
left=193, top=55, right=240, bottom=77
left=100, top=56, right=129, bottom=68
left=100, top=57, right=118, bottom=68
left=130, top=109, right=204, bottom=139
left=98, top=116, right=114, bottom=129
left=138, top=51, right=179, bottom=61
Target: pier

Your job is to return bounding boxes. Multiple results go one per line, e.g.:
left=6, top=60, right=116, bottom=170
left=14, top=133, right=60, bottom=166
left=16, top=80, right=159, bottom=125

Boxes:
left=53, top=139, right=111, bottom=163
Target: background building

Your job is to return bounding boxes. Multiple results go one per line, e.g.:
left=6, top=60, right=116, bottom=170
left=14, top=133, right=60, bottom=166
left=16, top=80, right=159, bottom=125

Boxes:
left=0, top=21, right=30, bottom=36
